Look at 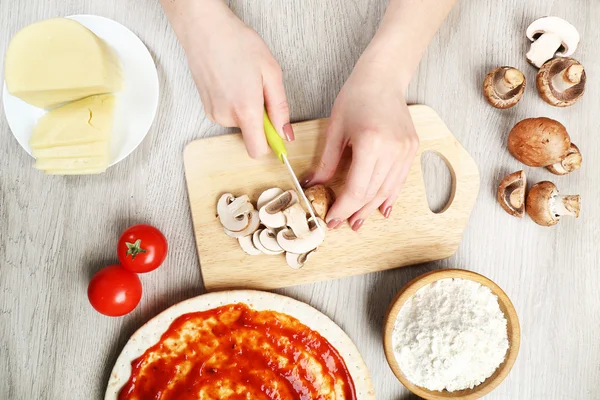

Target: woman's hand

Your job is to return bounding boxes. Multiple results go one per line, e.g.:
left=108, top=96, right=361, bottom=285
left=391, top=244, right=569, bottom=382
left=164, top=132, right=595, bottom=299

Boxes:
left=163, top=0, right=293, bottom=158
left=304, top=59, right=419, bottom=231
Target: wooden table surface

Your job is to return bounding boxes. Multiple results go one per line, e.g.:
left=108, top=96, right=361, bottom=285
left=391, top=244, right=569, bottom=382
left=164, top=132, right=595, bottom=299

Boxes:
left=1, top=1, right=598, bottom=399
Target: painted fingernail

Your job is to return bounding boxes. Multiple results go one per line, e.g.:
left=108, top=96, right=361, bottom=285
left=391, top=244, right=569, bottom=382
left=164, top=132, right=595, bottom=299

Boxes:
left=301, top=173, right=314, bottom=188
left=327, top=219, right=343, bottom=230
left=351, top=219, right=364, bottom=231
left=383, top=206, right=392, bottom=218
left=282, top=123, right=295, bottom=141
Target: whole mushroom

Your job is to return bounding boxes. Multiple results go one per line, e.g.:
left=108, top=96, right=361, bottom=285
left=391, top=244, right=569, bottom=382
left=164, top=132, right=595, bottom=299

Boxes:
left=507, top=118, right=570, bottom=167
left=526, top=181, right=580, bottom=226
left=304, top=185, right=336, bottom=220
left=526, top=16, right=580, bottom=68
left=497, top=170, right=526, bottom=218
left=546, top=143, right=582, bottom=175
left=537, top=57, right=586, bottom=107
left=483, top=66, right=526, bottom=109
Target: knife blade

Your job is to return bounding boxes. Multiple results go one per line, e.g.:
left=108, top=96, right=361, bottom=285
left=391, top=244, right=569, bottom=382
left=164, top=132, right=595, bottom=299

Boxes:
left=263, top=110, right=324, bottom=235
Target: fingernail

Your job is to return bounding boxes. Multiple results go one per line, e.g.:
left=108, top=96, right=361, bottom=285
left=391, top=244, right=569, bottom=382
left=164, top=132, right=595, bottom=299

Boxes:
left=282, top=123, right=295, bottom=141
left=327, top=219, right=342, bottom=230
left=351, top=219, right=364, bottom=231
left=383, top=206, right=392, bottom=218
left=301, top=173, right=314, bottom=188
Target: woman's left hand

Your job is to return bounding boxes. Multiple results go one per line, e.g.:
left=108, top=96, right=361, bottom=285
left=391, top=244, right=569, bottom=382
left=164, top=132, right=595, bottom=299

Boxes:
left=303, top=60, right=419, bottom=231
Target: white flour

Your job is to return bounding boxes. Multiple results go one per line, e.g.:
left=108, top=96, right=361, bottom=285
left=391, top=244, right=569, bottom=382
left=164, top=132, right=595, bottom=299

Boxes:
left=392, top=278, right=509, bottom=392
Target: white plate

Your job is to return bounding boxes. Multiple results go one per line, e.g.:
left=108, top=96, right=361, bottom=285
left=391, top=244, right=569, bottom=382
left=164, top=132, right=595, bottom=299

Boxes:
left=2, top=15, right=159, bottom=167
left=105, top=290, right=376, bottom=399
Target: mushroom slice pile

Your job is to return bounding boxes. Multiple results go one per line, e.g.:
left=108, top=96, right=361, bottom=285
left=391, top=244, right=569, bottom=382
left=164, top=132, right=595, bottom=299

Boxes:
left=526, top=181, right=580, bottom=226
left=217, top=187, right=332, bottom=269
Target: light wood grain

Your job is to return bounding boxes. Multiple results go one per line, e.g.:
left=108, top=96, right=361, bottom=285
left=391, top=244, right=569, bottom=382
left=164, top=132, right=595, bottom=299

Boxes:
left=383, top=269, right=520, bottom=400
left=1, top=1, right=599, bottom=399
left=185, top=106, right=479, bottom=290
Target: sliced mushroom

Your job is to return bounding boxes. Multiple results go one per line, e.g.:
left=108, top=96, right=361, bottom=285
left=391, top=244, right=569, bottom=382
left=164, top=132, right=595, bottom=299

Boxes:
left=259, top=229, right=284, bottom=253
left=304, top=185, right=336, bottom=220
left=257, top=188, right=284, bottom=209
left=283, top=203, right=311, bottom=239
left=259, top=190, right=299, bottom=228
left=286, top=249, right=317, bottom=270
left=238, top=235, right=262, bottom=256
left=227, top=195, right=253, bottom=216
left=497, top=170, right=526, bottom=218
left=277, top=218, right=326, bottom=254
left=224, top=210, right=260, bottom=238
left=526, top=181, right=580, bottom=226
left=252, top=229, right=282, bottom=255
left=507, top=118, right=571, bottom=167
left=483, top=67, right=526, bottom=109
left=526, top=17, right=580, bottom=68
left=537, top=57, right=586, bottom=107
left=217, top=193, right=254, bottom=232
left=546, top=143, right=582, bottom=175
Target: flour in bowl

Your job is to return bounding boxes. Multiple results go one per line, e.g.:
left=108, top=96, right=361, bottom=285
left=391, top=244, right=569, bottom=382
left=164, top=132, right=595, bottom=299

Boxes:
left=392, top=278, right=509, bottom=392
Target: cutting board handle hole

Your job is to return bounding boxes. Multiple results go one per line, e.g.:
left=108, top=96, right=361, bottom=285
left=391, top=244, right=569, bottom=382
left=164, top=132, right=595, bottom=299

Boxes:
left=420, top=150, right=453, bottom=214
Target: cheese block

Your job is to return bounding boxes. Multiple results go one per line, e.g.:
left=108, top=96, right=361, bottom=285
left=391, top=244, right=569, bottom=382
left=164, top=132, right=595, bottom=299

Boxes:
left=30, top=95, right=115, bottom=149
left=31, top=142, right=108, bottom=159
left=4, top=18, right=121, bottom=108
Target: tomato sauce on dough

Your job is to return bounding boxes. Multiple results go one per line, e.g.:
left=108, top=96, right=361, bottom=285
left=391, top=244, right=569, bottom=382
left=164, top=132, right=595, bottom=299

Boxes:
left=118, top=303, right=357, bottom=400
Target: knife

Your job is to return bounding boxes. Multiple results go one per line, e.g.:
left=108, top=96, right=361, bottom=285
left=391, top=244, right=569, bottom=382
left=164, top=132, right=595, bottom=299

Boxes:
left=263, top=110, right=324, bottom=235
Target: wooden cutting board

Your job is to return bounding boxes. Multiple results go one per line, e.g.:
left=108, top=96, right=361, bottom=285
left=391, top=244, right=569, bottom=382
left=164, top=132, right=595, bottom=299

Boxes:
left=184, top=105, right=479, bottom=291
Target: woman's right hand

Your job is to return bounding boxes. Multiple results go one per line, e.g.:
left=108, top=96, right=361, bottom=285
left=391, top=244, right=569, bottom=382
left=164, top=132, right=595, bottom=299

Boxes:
left=167, top=0, right=293, bottom=158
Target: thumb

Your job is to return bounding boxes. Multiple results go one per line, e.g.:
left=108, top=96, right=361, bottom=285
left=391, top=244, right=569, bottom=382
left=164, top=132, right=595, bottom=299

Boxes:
left=263, top=68, right=294, bottom=141
left=304, top=122, right=345, bottom=187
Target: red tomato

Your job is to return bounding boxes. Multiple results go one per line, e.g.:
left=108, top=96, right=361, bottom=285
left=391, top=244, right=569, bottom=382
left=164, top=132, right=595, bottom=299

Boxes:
left=117, top=224, right=168, bottom=273
left=88, top=265, right=142, bottom=317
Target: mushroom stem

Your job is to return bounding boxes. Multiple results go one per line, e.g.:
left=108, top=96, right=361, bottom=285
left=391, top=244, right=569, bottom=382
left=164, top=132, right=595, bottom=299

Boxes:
left=551, top=64, right=584, bottom=92
left=551, top=195, right=580, bottom=218
left=509, top=187, right=525, bottom=209
left=495, top=68, right=525, bottom=95
left=527, top=32, right=563, bottom=68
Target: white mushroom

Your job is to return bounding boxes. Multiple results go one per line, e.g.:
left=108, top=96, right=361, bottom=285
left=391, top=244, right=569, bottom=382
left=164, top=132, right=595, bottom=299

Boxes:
left=217, top=193, right=253, bottom=232
left=224, top=210, right=260, bottom=238
left=259, top=190, right=299, bottom=229
left=257, top=188, right=284, bottom=209
left=227, top=195, right=253, bottom=216
left=238, top=235, right=261, bottom=256
left=526, top=17, right=580, bottom=68
left=252, top=229, right=283, bottom=255
left=277, top=218, right=326, bottom=254
left=285, top=249, right=317, bottom=270
left=259, top=229, right=284, bottom=253
left=283, top=203, right=311, bottom=239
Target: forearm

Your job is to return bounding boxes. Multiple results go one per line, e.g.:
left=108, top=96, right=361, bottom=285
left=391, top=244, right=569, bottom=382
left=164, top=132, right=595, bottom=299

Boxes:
left=360, top=0, right=457, bottom=90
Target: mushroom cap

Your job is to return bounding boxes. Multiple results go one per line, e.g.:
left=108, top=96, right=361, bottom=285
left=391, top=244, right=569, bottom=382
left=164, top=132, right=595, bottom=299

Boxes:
left=252, top=229, right=282, bottom=255
left=526, top=181, right=580, bottom=226
left=483, top=67, right=526, bottom=109
left=285, top=249, right=317, bottom=270
left=507, top=118, right=571, bottom=167
left=497, top=170, right=526, bottom=218
left=537, top=58, right=586, bottom=107
left=257, top=188, right=284, bottom=209
left=217, top=193, right=253, bottom=232
left=526, top=17, right=580, bottom=57
left=546, top=143, right=582, bottom=175
left=258, top=190, right=298, bottom=228
left=304, top=185, right=336, bottom=219
left=238, top=235, right=262, bottom=256
left=276, top=218, right=326, bottom=254
left=224, top=210, right=260, bottom=238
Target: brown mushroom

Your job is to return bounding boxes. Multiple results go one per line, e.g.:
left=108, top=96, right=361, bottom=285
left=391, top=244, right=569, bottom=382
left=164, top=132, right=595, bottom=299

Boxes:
left=526, top=181, right=580, bottom=226
left=507, top=118, right=570, bottom=167
left=497, top=171, right=526, bottom=218
left=304, top=185, right=335, bottom=220
left=537, top=58, right=586, bottom=107
left=483, top=67, right=526, bottom=109
left=546, top=143, right=582, bottom=175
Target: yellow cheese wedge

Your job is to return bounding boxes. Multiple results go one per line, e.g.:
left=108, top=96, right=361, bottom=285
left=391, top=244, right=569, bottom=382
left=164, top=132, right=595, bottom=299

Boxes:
left=30, top=94, right=115, bottom=149
left=31, top=142, right=109, bottom=159
left=34, top=156, right=108, bottom=171
left=4, top=18, right=121, bottom=108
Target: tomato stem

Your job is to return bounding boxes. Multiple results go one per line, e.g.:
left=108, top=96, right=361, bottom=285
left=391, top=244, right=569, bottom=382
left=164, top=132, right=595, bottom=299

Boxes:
left=125, top=239, right=147, bottom=260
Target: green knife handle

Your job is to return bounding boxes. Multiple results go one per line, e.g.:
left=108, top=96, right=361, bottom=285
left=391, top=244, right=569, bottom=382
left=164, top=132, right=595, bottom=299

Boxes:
left=263, top=109, right=287, bottom=163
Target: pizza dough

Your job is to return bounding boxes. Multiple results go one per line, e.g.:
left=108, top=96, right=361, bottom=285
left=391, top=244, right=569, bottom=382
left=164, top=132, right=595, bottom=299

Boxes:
left=105, top=290, right=375, bottom=399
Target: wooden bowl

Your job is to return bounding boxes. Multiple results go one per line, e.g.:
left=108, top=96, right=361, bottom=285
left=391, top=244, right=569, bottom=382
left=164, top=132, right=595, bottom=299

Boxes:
left=383, top=269, right=520, bottom=400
